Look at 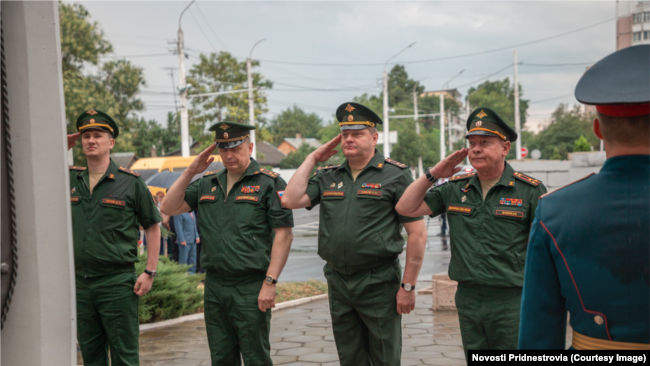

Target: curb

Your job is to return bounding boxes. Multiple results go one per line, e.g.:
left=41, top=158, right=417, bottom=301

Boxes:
left=139, top=293, right=329, bottom=333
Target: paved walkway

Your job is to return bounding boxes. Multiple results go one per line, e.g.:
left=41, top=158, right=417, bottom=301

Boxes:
left=129, top=292, right=466, bottom=366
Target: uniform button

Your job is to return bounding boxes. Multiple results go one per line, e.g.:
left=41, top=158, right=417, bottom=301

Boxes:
left=594, top=315, right=604, bottom=325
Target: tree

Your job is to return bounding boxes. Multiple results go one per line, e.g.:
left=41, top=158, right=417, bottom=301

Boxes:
left=131, top=113, right=181, bottom=158
left=187, top=52, right=272, bottom=148
left=268, top=106, right=323, bottom=146
left=573, top=135, right=591, bottom=153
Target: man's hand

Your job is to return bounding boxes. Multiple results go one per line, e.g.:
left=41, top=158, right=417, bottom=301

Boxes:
left=396, top=287, right=416, bottom=315
left=196, top=238, right=200, bottom=244
left=180, top=241, right=187, bottom=246
left=185, top=144, right=216, bottom=176
left=258, top=283, right=277, bottom=312
left=310, top=134, right=341, bottom=163
left=134, top=273, right=154, bottom=296
left=67, top=133, right=80, bottom=150
left=430, top=148, right=469, bottom=179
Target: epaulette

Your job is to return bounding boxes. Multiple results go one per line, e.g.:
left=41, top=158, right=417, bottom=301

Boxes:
left=203, top=170, right=220, bottom=177
left=118, top=167, right=141, bottom=177
left=258, top=168, right=280, bottom=178
left=449, top=172, right=475, bottom=181
left=69, top=166, right=86, bottom=171
left=540, top=173, right=594, bottom=199
left=513, top=172, right=541, bottom=186
left=316, top=165, right=340, bottom=171
left=384, top=158, right=408, bottom=169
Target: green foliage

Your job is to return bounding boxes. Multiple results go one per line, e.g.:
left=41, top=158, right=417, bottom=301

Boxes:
left=279, top=144, right=316, bottom=169
left=131, top=112, right=181, bottom=158
left=268, top=106, right=323, bottom=146
left=384, top=65, right=425, bottom=107
left=59, top=2, right=112, bottom=75
left=573, top=135, right=592, bottom=153
left=526, top=104, right=597, bottom=160
left=136, top=255, right=205, bottom=323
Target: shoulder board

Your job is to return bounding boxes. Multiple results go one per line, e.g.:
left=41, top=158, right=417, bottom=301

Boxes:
left=384, top=158, right=408, bottom=169
left=118, top=167, right=141, bottom=177
left=512, top=172, right=541, bottom=186
left=316, top=165, right=340, bottom=171
left=540, top=173, right=594, bottom=199
left=449, top=172, right=475, bottom=181
left=258, top=168, right=280, bottom=178
left=203, top=170, right=220, bottom=177
left=69, top=166, right=86, bottom=171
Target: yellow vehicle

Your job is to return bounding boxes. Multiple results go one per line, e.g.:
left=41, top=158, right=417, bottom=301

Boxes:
left=130, top=156, right=223, bottom=195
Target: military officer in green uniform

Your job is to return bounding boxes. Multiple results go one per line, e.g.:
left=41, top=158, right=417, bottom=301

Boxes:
left=282, top=102, right=428, bottom=366
left=66, top=109, right=162, bottom=366
left=396, top=107, right=547, bottom=357
left=162, top=122, right=294, bottom=365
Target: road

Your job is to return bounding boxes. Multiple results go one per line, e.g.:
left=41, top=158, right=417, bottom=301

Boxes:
left=281, top=208, right=451, bottom=282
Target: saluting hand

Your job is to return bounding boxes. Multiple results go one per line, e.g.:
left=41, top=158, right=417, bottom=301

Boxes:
left=429, top=148, right=470, bottom=179
left=310, top=134, right=342, bottom=163
left=258, top=283, right=277, bottom=312
left=67, top=133, right=80, bottom=150
left=185, top=144, right=216, bottom=176
left=134, top=272, right=154, bottom=297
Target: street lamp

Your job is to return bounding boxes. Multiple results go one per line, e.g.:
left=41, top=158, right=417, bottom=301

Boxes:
left=438, top=69, right=465, bottom=161
left=177, top=0, right=195, bottom=157
left=247, top=38, right=266, bottom=160
left=383, top=42, right=416, bottom=158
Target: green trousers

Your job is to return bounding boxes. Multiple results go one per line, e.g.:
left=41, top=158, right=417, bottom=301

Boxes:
left=455, top=284, right=522, bottom=359
left=324, top=260, right=402, bottom=366
left=204, top=272, right=272, bottom=366
left=76, top=272, right=140, bottom=366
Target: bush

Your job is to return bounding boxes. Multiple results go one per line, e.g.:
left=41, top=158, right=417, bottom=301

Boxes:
left=135, top=255, right=205, bottom=323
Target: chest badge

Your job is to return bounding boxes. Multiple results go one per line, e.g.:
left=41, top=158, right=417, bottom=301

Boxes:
left=330, top=183, right=336, bottom=188
left=461, top=195, right=467, bottom=203
left=241, top=185, right=260, bottom=194
left=361, top=183, right=381, bottom=189
left=211, top=186, right=216, bottom=192
left=71, top=187, right=76, bottom=194
left=461, top=183, right=472, bottom=193
left=499, top=198, right=523, bottom=207
left=338, top=182, right=343, bottom=189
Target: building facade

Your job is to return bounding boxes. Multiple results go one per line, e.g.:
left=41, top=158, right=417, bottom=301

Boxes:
left=617, top=1, right=650, bottom=50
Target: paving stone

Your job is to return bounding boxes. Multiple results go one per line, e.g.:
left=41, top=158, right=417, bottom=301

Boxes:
left=283, top=335, right=323, bottom=343
left=423, top=357, right=467, bottom=365
left=298, top=352, right=340, bottom=362
left=415, top=345, right=463, bottom=353
left=402, top=338, right=437, bottom=347
left=400, top=359, right=425, bottom=366
left=272, top=341, right=303, bottom=350
left=322, top=362, right=341, bottom=366
left=277, top=347, right=323, bottom=356
left=271, top=355, right=298, bottom=364
left=443, top=351, right=467, bottom=360
left=401, top=351, right=443, bottom=359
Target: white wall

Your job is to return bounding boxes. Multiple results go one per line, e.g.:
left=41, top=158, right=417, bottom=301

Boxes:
left=2, top=2, right=76, bottom=365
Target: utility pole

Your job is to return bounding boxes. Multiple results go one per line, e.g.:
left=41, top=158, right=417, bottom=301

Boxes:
left=413, top=89, right=423, bottom=177
left=514, top=49, right=522, bottom=160
left=383, top=42, right=416, bottom=158
left=440, top=91, right=445, bottom=162
left=247, top=39, right=266, bottom=160
left=177, top=0, right=195, bottom=157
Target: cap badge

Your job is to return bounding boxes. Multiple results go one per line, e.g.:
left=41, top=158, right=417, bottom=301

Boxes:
left=347, top=115, right=354, bottom=122
left=89, top=119, right=95, bottom=123
left=223, top=132, right=229, bottom=139
left=476, top=121, right=482, bottom=127
left=461, top=195, right=467, bottom=202
left=476, top=110, right=488, bottom=118
left=87, top=109, right=98, bottom=115
left=338, top=182, right=343, bottom=189
left=220, top=124, right=230, bottom=130
left=345, top=104, right=355, bottom=113
left=330, top=183, right=335, bottom=188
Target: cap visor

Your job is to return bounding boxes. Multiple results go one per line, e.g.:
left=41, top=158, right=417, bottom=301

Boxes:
left=80, top=127, right=113, bottom=136
left=215, top=139, right=246, bottom=149
left=340, top=124, right=370, bottom=131
left=465, top=130, right=501, bottom=139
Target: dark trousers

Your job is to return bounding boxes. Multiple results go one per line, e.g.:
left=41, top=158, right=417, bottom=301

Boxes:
left=76, top=272, right=139, bottom=366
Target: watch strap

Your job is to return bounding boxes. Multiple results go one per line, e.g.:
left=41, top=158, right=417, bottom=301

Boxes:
left=425, top=168, right=436, bottom=183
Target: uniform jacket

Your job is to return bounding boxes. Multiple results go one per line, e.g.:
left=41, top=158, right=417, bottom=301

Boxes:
left=519, top=155, right=650, bottom=348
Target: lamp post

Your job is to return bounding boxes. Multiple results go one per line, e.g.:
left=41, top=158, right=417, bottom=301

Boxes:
left=382, top=42, right=416, bottom=158
left=177, top=0, right=195, bottom=157
left=247, top=38, right=266, bottom=160
left=439, top=69, right=464, bottom=161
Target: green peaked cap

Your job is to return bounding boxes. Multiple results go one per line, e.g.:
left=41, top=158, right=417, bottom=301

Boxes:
left=76, top=109, right=119, bottom=138
left=209, top=121, right=256, bottom=149
left=335, top=102, right=383, bottom=131
left=466, top=107, right=517, bottom=142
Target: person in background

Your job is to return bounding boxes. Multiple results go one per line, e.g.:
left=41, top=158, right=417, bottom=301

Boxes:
left=156, top=191, right=167, bottom=256
left=172, top=211, right=200, bottom=274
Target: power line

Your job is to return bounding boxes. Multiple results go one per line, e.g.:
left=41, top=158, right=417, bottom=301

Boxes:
left=100, top=53, right=171, bottom=59
left=521, top=62, right=594, bottom=67
left=529, top=94, right=574, bottom=104
left=185, top=4, right=220, bottom=53
left=193, top=1, right=229, bottom=51
left=452, top=64, right=514, bottom=89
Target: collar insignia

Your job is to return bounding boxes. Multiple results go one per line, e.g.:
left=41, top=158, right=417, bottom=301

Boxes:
left=476, top=110, right=488, bottom=118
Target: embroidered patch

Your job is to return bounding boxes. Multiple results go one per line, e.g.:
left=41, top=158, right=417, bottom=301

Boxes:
left=476, top=110, right=488, bottom=118
left=323, top=191, right=344, bottom=197
left=357, top=189, right=381, bottom=197
left=241, top=185, right=260, bottom=194
left=450, top=173, right=475, bottom=181
left=512, top=172, right=540, bottom=186
left=236, top=195, right=259, bottom=202
left=102, top=198, right=125, bottom=207
left=200, top=195, right=216, bottom=201
left=448, top=205, right=473, bottom=214
left=71, top=196, right=80, bottom=202
left=495, top=209, right=524, bottom=218
left=499, top=198, right=523, bottom=207
left=384, top=158, right=408, bottom=169
left=361, top=183, right=381, bottom=189
left=277, top=190, right=284, bottom=199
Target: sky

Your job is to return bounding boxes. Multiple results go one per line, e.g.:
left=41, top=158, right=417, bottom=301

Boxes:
left=77, top=1, right=616, bottom=133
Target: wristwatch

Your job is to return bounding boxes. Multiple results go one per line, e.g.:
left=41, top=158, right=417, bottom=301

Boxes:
left=401, top=283, right=415, bottom=292
left=144, top=269, right=157, bottom=278
left=264, top=275, right=278, bottom=285
left=424, top=167, right=437, bottom=183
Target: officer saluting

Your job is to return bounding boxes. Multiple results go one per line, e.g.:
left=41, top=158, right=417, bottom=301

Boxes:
left=67, top=109, right=162, bottom=365
left=396, top=107, right=547, bottom=357
left=519, top=45, right=650, bottom=349
left=282, top=103, right=427, bottom=366
left=162, top=122, right=294, bottom=365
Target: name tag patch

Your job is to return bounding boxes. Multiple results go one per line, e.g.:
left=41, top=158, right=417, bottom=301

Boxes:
left=71, top=196, right=80, bottom=202
left=357, top=189, right=381, bottom=197
left=236, top=195, right=259, bottom=202
left=495, top=209, right=524, bottom=218
left=241, top=185, right=260, bottom=194
left=323, top=191, right=344, bottom=197
left=102, top=198, right=125, bottom=207
left=200, top=195, right=216, bottom=201
left=499, top=198, right=523, bottom=206
left=448, top=205, right=473, bottom=214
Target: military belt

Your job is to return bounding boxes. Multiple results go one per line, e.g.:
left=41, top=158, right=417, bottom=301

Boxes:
left=572, top=330, right=650, bottom=350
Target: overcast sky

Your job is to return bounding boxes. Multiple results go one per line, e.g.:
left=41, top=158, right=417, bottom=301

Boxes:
left=77, top=1, right=616, bottom=132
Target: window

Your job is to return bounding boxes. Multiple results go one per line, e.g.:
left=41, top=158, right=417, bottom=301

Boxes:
left=645, top=11, right=650, bottom=22
left=633, top=31, right=642, bottom=41
left=645, top=31, right=650, bottom=40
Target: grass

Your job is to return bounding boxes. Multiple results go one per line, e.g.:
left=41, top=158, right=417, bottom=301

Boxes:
left=275, top=280, right=328, bottom=303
